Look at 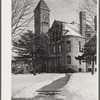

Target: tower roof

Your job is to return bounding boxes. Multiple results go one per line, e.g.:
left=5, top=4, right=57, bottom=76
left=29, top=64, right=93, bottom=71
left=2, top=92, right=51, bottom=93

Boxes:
left=34, top=0, right=50, bottom=11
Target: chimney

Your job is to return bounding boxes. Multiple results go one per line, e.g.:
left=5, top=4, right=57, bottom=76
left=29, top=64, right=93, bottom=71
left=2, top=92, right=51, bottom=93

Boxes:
left=94, top=16, right=97, bottom=31
left=79, top=11, right=86, bottom=37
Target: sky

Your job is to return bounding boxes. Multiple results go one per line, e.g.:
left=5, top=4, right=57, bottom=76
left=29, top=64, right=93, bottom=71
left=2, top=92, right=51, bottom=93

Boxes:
left=44, top=0, right=80, bottom=25
left=29, top=0, right=80, bottom=30
left=12, top=0, right=81, bottom=56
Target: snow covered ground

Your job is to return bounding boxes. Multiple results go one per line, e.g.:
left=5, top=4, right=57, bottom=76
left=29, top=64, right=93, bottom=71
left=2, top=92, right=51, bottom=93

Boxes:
left=12, top=73, right=65, bottom=98
left=56, top=72, right=98, bottom=100
left=12, top=73, right=98, bottom=100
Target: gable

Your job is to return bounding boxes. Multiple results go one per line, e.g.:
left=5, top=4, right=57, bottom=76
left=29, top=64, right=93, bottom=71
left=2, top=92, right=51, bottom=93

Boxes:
left=50, top=20, right=62, bottom=30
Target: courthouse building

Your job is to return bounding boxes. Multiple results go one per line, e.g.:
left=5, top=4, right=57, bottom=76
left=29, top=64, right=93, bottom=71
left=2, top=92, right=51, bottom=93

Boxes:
left=34, top=0, right=96, bottom=73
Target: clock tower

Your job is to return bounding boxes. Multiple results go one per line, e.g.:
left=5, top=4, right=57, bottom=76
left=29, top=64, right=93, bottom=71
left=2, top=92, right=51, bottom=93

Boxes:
left=34, top=0, right=50, bottom=36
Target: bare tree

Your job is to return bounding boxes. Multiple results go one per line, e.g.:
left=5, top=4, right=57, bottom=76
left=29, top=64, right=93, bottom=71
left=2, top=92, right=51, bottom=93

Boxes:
left=12, top=0, right=36, bottom=38
left=78, top=0, right=97, bottom=27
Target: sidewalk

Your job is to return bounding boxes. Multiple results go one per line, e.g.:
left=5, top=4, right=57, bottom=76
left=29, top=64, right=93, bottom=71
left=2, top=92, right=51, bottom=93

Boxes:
left=36, top=74, right=71, bottom=95
left=12, top=73, right=97, bottom=100
left=12, top=74, right=65, bottom=98
left=12, top=73, right=71, bottom=100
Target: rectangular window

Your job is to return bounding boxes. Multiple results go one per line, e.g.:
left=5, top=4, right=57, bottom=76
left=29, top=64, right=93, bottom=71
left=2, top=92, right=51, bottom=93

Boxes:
left=67, top=56, right=71, bottom=64
left=67, top=41, right=71, bottom=51
left=53, top=59, right=56, bottom=66
left=78, top=42, right=81, bottom=52
left=58, top=58, right=61, bottom=65
left=79, top=68, right=82, bottom=72
left=58, top=43, right=61, bottom=52
left=79, top=60, right=81, bottom=65
left=58, top=32, right=61, bottom=37
left=52, top=44, right=55, bottom=54
left=95, top=68, right=97, bottom=72
left=88, top=68, right=91, bottom=72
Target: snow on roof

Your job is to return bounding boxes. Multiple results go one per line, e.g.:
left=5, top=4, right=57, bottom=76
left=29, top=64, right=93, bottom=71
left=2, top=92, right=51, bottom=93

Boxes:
left=64, top=23, right=83, bottom=37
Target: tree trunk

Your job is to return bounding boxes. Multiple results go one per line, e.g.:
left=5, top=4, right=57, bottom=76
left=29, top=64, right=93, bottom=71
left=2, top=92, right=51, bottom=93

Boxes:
left=86, top=61, right=88, bottom=72
left=32, top=54, right=36, bottom=76
left=33, top=68, right=36, bottom=75
left=32, top=61, right=36, bottom=75
left=91, top=56, right=95, bottom=75
left=32, top=62, right=36, bottom=75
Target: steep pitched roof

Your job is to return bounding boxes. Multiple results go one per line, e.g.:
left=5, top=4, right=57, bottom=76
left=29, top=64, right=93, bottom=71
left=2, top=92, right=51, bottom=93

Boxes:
left=50, top=20, right=67, bottom=30
left=50, top=20, right=83, bottom=37
left=34, top=0, right=50, bottom=11
left=50, top=20, right=61, bottom=29
left=64, top=23, right=82, bottom=37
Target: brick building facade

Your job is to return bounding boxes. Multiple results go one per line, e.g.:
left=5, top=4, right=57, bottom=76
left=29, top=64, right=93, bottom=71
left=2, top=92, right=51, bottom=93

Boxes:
left=47, top=21, right=86, bottom=72
left=34, top=0, right=97, bottom=73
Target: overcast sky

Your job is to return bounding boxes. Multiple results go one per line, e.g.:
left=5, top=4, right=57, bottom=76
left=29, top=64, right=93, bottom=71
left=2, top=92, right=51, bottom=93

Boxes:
left=35, top=0, right=80, bottom=26
left=25, top=0, right=81, bottom=33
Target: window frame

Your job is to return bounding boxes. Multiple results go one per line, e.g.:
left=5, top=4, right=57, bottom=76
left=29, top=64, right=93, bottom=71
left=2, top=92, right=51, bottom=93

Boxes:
left=52, top=44, right=56, bottom=54
left=67, top=55, right=71, bottom=64
left=66, top=41, right=71, bottom=52
left=58, top=42, right=61, bottom=53
left=78, top=42, right=81, bottom=52
left=58, top=57, right=61, bottom=65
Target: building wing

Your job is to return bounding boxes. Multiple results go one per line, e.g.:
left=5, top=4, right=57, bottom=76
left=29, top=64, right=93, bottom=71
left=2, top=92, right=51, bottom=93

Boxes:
left=64, top=23, right=83, bottom=37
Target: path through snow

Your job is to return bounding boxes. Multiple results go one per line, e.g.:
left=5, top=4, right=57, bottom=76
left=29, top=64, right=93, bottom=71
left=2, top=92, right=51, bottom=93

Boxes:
left=12, top=73, right=65, bottom=98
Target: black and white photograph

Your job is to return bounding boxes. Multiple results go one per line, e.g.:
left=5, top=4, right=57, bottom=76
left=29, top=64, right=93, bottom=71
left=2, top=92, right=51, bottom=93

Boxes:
left=2, top=0, right=98, bottom=100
